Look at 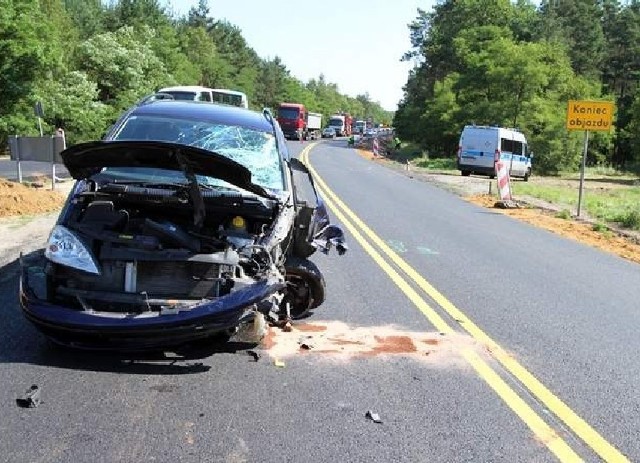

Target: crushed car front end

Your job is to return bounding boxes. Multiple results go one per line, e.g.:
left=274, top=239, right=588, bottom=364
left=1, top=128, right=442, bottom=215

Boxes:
left=19, top=103, right=346, bottom=350
left=19, top=161, right=291, bottom=349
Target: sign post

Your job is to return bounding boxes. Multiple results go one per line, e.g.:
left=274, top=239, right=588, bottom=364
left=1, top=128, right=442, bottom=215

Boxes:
left=34, top=101, right=44, bottom=137
left=566, top=100, right=614, bottom=217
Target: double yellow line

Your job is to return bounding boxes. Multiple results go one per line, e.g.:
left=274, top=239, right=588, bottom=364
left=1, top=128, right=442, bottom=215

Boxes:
left=300, top=143, right=628, bottom=463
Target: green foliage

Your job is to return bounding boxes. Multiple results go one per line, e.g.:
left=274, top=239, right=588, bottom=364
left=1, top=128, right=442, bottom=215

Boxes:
left=592, top=222, right=609, bottom=233
left=34, top=71, right=110, bottom=144
left=555, top=209, right=572, bottom=219
left=396, top=0, right=640, bottom=175
left=617, top=209, right=640, bottom=229
left=77, top=26, right=172, bottom=110
left=0, top=0, right=390, bottom=148
left=416, top=157, right=458, bottom=170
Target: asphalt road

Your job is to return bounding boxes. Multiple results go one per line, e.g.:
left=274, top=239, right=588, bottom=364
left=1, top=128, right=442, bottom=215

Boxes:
left=1, top=139, right=638, bottom=462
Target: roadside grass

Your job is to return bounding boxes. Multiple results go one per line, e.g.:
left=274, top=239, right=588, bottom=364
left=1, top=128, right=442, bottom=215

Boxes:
left=415, top=157, right=457, bottom=171
left=387, top=143, right=458, bottom=172
left=512, top=181, right=640, bottom=230
left=555, top=209, right=571, bottom=220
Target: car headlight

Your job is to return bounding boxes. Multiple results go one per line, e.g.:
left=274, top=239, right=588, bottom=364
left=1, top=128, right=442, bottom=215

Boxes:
left=44, top=225, right=100, bottom=275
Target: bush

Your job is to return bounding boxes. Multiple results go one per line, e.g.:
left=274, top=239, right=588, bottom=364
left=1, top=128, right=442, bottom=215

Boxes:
left=555, top=209, right=572, bottom=219
left=618, top=210, right=640, bottom=230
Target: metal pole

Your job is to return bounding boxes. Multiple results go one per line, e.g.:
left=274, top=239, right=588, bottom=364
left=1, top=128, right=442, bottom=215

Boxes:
left=37, top=117, right=43, bottom=137
left=51, top=136, right=56, bottom=191
left=16, top=137, right=22, bottom=183
left=577, top=130, right=589, bottom=217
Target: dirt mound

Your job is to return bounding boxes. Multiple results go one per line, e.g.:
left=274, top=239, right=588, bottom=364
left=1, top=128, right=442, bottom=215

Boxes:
left=0, top=179, right=66, bottom=218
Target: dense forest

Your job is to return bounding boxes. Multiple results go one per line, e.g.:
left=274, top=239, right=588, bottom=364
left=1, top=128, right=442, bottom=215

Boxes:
left=0, top=0, right=392, bottom=147
left=394, top=0, right=640, bottom=174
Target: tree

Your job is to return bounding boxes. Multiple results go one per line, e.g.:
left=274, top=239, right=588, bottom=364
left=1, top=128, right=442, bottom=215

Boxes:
left=63, top=0, right=105, bottom=38
left=34, top=71, right=110, bottom=143
left=208, top=21, right=261, bottom=105
left=255, top=57, right=291, bottom=110
left=537, top=0, right=605, bottom=78
left=76, top=26, right=172, bottom=110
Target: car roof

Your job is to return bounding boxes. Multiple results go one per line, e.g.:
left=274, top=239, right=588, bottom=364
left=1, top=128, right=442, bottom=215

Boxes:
left=130, top=100, right=274, bottom=133
left=158, top=86, right=210, bottom=93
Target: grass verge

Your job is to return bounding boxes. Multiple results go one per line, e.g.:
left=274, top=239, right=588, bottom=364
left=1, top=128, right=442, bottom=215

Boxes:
left=512, top=182, right=640, bottom=230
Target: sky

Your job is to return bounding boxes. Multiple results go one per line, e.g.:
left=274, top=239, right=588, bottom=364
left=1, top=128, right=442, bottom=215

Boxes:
left=164, top=0, right=436, bottom=111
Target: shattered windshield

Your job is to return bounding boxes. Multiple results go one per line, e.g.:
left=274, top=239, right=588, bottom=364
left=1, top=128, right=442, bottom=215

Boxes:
left=110, top=115, right=284, bottom=192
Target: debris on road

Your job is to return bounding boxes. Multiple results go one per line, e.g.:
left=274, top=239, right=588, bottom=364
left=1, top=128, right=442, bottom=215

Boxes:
left=365, top=410, right=383, bottom=424
left=494, top=199, right=521, bottom=209
left=16, top=385, right=41, bottom=408
left=274, top=359, right=286, bottom=368
left=247, top=350, right=261, bottom=362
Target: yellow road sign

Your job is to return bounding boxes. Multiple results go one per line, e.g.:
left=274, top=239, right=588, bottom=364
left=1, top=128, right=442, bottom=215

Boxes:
left=566, top=100, right=614, bottom=131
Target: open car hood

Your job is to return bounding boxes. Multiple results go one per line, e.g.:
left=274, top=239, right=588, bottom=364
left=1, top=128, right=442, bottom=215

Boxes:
left=60, top=140, right=274, bottom=198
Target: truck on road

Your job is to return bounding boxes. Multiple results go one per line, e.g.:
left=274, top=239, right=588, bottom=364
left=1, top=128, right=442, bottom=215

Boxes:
left=277, top=103, right=322, bottom=140
left=328, top=113, right=353, bottom=137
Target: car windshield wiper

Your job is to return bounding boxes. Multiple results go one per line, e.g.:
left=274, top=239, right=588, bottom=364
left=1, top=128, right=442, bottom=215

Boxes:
left=102, top=180, right=220, bottom=191
left=103, top=179, right=184, bottom=187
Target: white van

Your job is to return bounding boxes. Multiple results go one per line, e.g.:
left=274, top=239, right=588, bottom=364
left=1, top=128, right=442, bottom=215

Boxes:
left=157, top=86, right=249, bottom=109
left=457, top=125, right=532, bottom=180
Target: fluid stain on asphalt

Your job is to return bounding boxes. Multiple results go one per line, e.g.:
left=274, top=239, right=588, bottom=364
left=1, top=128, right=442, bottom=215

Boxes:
left=295, top=323, right=328, bottom=332
left=261, top=321, right=478, bottom=367
left=367, top=335, right=417, bottom=355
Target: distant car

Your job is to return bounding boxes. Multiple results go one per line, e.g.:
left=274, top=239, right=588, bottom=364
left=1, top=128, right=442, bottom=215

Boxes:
left=322, top=127, right=336, bottom=138
left=20, top=98, right=347, bottom=350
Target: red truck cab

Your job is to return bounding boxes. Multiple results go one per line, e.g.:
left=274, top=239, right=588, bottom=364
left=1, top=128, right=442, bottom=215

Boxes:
left=277, top=103, right=306, bottom=140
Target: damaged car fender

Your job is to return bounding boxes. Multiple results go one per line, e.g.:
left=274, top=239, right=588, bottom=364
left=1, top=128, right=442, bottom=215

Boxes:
left=288, top=158, right=347, bottom=258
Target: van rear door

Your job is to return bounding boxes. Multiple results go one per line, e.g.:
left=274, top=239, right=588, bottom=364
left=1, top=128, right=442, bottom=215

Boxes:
left=500, top=134, right=528, bottom=177
left=459, top=127, right=498, bottom=174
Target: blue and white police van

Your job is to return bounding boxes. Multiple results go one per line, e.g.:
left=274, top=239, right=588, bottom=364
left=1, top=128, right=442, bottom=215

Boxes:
left=457, top=125, right=532, bottom=181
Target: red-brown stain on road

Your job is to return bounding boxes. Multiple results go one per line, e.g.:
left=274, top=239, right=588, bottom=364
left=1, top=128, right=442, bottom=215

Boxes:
left=260, top=321, right=480, bottom=368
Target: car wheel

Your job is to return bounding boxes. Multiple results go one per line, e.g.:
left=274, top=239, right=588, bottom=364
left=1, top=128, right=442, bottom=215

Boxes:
left=523, top=169, right=531, bottom=182
left=283, top=257, right=326, bottom=319
left=461, top=170, right=471, bottom=177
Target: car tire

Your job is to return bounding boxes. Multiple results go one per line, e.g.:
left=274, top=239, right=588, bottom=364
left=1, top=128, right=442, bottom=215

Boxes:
left=523, top=169, right=531, bottom=182
left=461, top=170, right=471, bottom=177
left=283, top=257, right=326, bottom=319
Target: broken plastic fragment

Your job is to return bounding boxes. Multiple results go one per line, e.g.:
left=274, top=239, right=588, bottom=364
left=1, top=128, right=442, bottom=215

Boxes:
left=274, top=359, right=286, bottom=368
left=16, top=385, right=41, bottom=408
left=299, top=343, right=312, bottom=350
left=247, top=350, right=260, bottom=362
left=365, top=410, right=382, bottom=424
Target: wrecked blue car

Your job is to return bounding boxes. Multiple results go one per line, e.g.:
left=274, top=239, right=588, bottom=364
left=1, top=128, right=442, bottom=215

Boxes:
left=20, top=98, right=346, bottom=349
